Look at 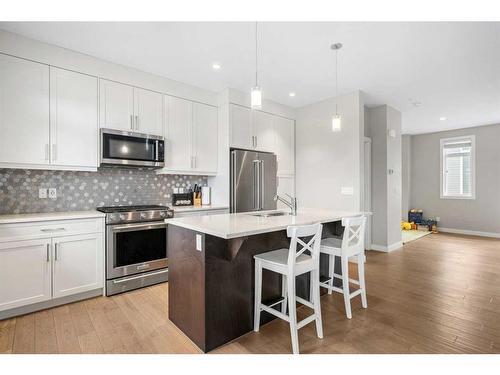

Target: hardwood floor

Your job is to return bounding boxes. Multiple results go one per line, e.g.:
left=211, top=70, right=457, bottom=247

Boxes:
left=1, top=232, right=499, bottom=354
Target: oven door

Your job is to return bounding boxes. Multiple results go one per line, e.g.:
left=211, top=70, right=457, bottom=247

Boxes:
left=101, top=128, right=165, bottom=168
left=106, top=221, right=167, bottom=279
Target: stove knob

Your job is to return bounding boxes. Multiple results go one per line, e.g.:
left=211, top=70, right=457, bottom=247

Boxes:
left=109, top=214, right=117, bottom=222
left=119, top=214, right=126, bottom=221
left=140, top=212, right=147, bottom=219
left=159, top=211, right=166, bottom=218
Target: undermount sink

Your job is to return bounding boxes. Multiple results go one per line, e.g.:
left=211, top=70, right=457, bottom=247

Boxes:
left=249, top=211, right=291, bottom=218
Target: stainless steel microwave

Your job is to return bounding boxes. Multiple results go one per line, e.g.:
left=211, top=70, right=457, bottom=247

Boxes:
left=100, top=128, right=165, bottom=168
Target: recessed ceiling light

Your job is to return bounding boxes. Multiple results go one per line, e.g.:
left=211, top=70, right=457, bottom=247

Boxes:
left=212, top=63, right=221, bottom=70
left=289, top=92, right=296, bottom=97
left=439, top=117, right=447, bottom=121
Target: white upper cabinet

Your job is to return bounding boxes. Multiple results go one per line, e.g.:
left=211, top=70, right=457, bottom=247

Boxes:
left=230, top=104, right=253, bottom=149
left=252, top=110, right=275, bottom=152
left=228, top=103, right=295, bottom=175
left=0, top=54, right=50, bottom=166
left=99, top=79, right=134, bottom=131
left=164, top=96, right=192, bottom=171
left=50, top=67, right=98, bottom=169
left=192, top=102, right=218, bottom=174
left=100, top=79, right=163, bottom=136
left=52, top=233, right=104, bottom=299
left=133, top=87, right=163, bottom=136
left=274, top=116, right=295, bottom=176
left=0, top=238, right=52, bottom=311
left=161, top=96, right=218, bottom=175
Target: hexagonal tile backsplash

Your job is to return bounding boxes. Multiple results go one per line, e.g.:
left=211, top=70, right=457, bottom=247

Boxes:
left=0, top=168, right=207, bottom=214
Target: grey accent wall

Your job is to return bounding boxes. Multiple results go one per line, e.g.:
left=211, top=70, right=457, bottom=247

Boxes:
left=0, top=168, right=207, bottom=214
left=410, top=123, right=500, bottom=234
left=401, top=134, right=411, bottom=220
left=367, top=105, right=402, bottom=248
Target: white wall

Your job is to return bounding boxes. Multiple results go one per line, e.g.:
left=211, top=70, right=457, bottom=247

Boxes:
left=295, top=91, right=364, bottom=211
left=401, top=134, right=411, bottom=220
left=410, top=123, right=500, bottom=236
left=366, top=105, right=402, bottom=250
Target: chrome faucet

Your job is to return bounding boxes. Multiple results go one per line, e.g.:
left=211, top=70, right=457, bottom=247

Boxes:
left=274, top=193, right=298, bottom=216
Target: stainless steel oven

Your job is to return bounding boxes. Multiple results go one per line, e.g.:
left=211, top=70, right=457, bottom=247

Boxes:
left=106, top=221, right=168, bottom=279
left=100, top=128, right=165, bottom=168
left=97, top=205, right=173, bottom=296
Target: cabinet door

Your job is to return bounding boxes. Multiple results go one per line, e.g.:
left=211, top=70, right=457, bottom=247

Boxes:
left=274, top=116, right=295, bottom=176
left=165, top=96, right=193, bottom=171
left=252, top=110, right=275, bottom=152
left=99, top=79, right=134, bottom=131
left=0, top=239, right=51, bottom=311
left=50, top=67, right=98, bottom=169
left=0, top=54, right=50, bottom=166
left=53, top=233, right=103, bottom=299
left=134, top=87, right=163, bottom=136
left=230, top=104, right=253, bottom=149
left=192, top=102, right=218, bottom=174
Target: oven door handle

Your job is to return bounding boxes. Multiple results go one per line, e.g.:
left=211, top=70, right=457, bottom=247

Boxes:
left=112, top=269, right=168, bottom=284
left=110, top=222, right=168, bottom=232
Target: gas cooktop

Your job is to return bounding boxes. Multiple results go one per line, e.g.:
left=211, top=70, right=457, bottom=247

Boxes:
left=96, top=205, right=173, bottom=224
left=96, top=205, right=168, bottom=213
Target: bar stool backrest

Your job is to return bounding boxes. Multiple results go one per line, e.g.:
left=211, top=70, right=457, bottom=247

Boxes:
left=341, top=216, right=366, bottom=257
left=286, top=223, right=323, bottom=270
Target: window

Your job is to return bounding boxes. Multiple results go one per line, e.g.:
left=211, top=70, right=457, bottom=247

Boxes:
left=440, top=135, right=475, bottom=199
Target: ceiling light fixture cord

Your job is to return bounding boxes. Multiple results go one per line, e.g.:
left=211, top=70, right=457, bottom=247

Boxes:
left=255, top=21, right=258, bottom=86
left=335, top=46, right=338, bottom=115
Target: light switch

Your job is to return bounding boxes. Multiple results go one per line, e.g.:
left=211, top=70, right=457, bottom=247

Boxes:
left=341, top=186, right=354, bottom=195
left=196, top=234, right=202, bottom=251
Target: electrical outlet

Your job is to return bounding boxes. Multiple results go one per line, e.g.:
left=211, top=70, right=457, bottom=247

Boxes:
left=38, top=188, right=47, bottom=199
left=48, top=188, right=57, bottom=200
left=341, top=186, right=354, bottom=195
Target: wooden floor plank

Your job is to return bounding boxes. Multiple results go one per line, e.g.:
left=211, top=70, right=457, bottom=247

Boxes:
left=1, top=232, right=499, bottom=354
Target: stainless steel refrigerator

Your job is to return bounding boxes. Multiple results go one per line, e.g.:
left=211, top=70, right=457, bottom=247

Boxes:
left=230, top=149, right=277, bottom=213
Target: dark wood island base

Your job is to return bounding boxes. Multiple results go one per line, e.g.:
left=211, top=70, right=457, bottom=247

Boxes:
left=167, top=221, right=342, bottom=352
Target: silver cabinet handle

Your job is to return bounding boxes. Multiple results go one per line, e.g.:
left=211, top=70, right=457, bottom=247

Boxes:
left=41, top=228, right=66, bottom=233
left=253, top=160, right=260, bottom=210
left=46, top=244, right=50, bottom=262
left=52, top=144, right=57, bottom=162
left=194, top=156, right=197, bottom=169
left=135, top=115, right=139, bottom=130
left=155, top=140, right=159, bottom=161
left=45, top=144, right=49, bottom=161
left=54, top=243, right=58, bottom=261
left=130, top=115, right=134, bottom=130
left=252, top=136, right=255, bottom=148
left=255, top=136, right=258, bottom=149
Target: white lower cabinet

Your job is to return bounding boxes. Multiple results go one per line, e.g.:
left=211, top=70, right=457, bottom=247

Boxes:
left=0, top=238, right=52, bottom=311
left=0, top=218, right=104, bottom=315
left=52, top=233, right=103, bottom=299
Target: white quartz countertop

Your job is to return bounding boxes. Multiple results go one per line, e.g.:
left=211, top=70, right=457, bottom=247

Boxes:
left=171, top=205, right=229, bottom=213
left=0, top=210, right=106, bottom=224
left=165, top=208, right=369, bottom=239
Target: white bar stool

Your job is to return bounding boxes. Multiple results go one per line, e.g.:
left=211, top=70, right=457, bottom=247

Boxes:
left=319, top=216, right=367, bottom=319
left=253, top=223, right=323, bottom=354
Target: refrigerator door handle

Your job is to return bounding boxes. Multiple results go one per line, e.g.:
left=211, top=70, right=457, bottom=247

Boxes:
left=231, top=151, right=237, bottom=213
left=253, top=160, right=260, bottom=210
left=260, top=160, right=264, bottom=210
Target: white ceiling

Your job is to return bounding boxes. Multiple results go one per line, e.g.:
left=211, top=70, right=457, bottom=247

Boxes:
left=1, top=22, right=499, bottom=134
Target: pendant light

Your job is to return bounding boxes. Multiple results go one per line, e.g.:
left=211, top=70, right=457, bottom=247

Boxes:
left=251, top=22, right=262, bottom=109
left=331, top=43, right=342, bottom=132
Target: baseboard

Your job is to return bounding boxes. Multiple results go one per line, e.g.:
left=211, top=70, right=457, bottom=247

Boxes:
left=371, top=241, right=403, bottom=252
left=0, top=288, right=103, bottom=320
left=439, top=227, right=500, bottom=238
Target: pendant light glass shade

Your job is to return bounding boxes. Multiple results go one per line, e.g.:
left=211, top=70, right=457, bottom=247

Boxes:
left=331, top=114, right=342, bottom=132
left=251, top=86, right=262, bottom=109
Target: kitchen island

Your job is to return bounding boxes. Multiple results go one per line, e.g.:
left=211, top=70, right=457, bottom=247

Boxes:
left=165, top=209, right=366, bottom=352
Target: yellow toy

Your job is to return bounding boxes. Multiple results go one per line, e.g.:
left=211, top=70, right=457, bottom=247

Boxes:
left=401, top=221, right=413, bottom=230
